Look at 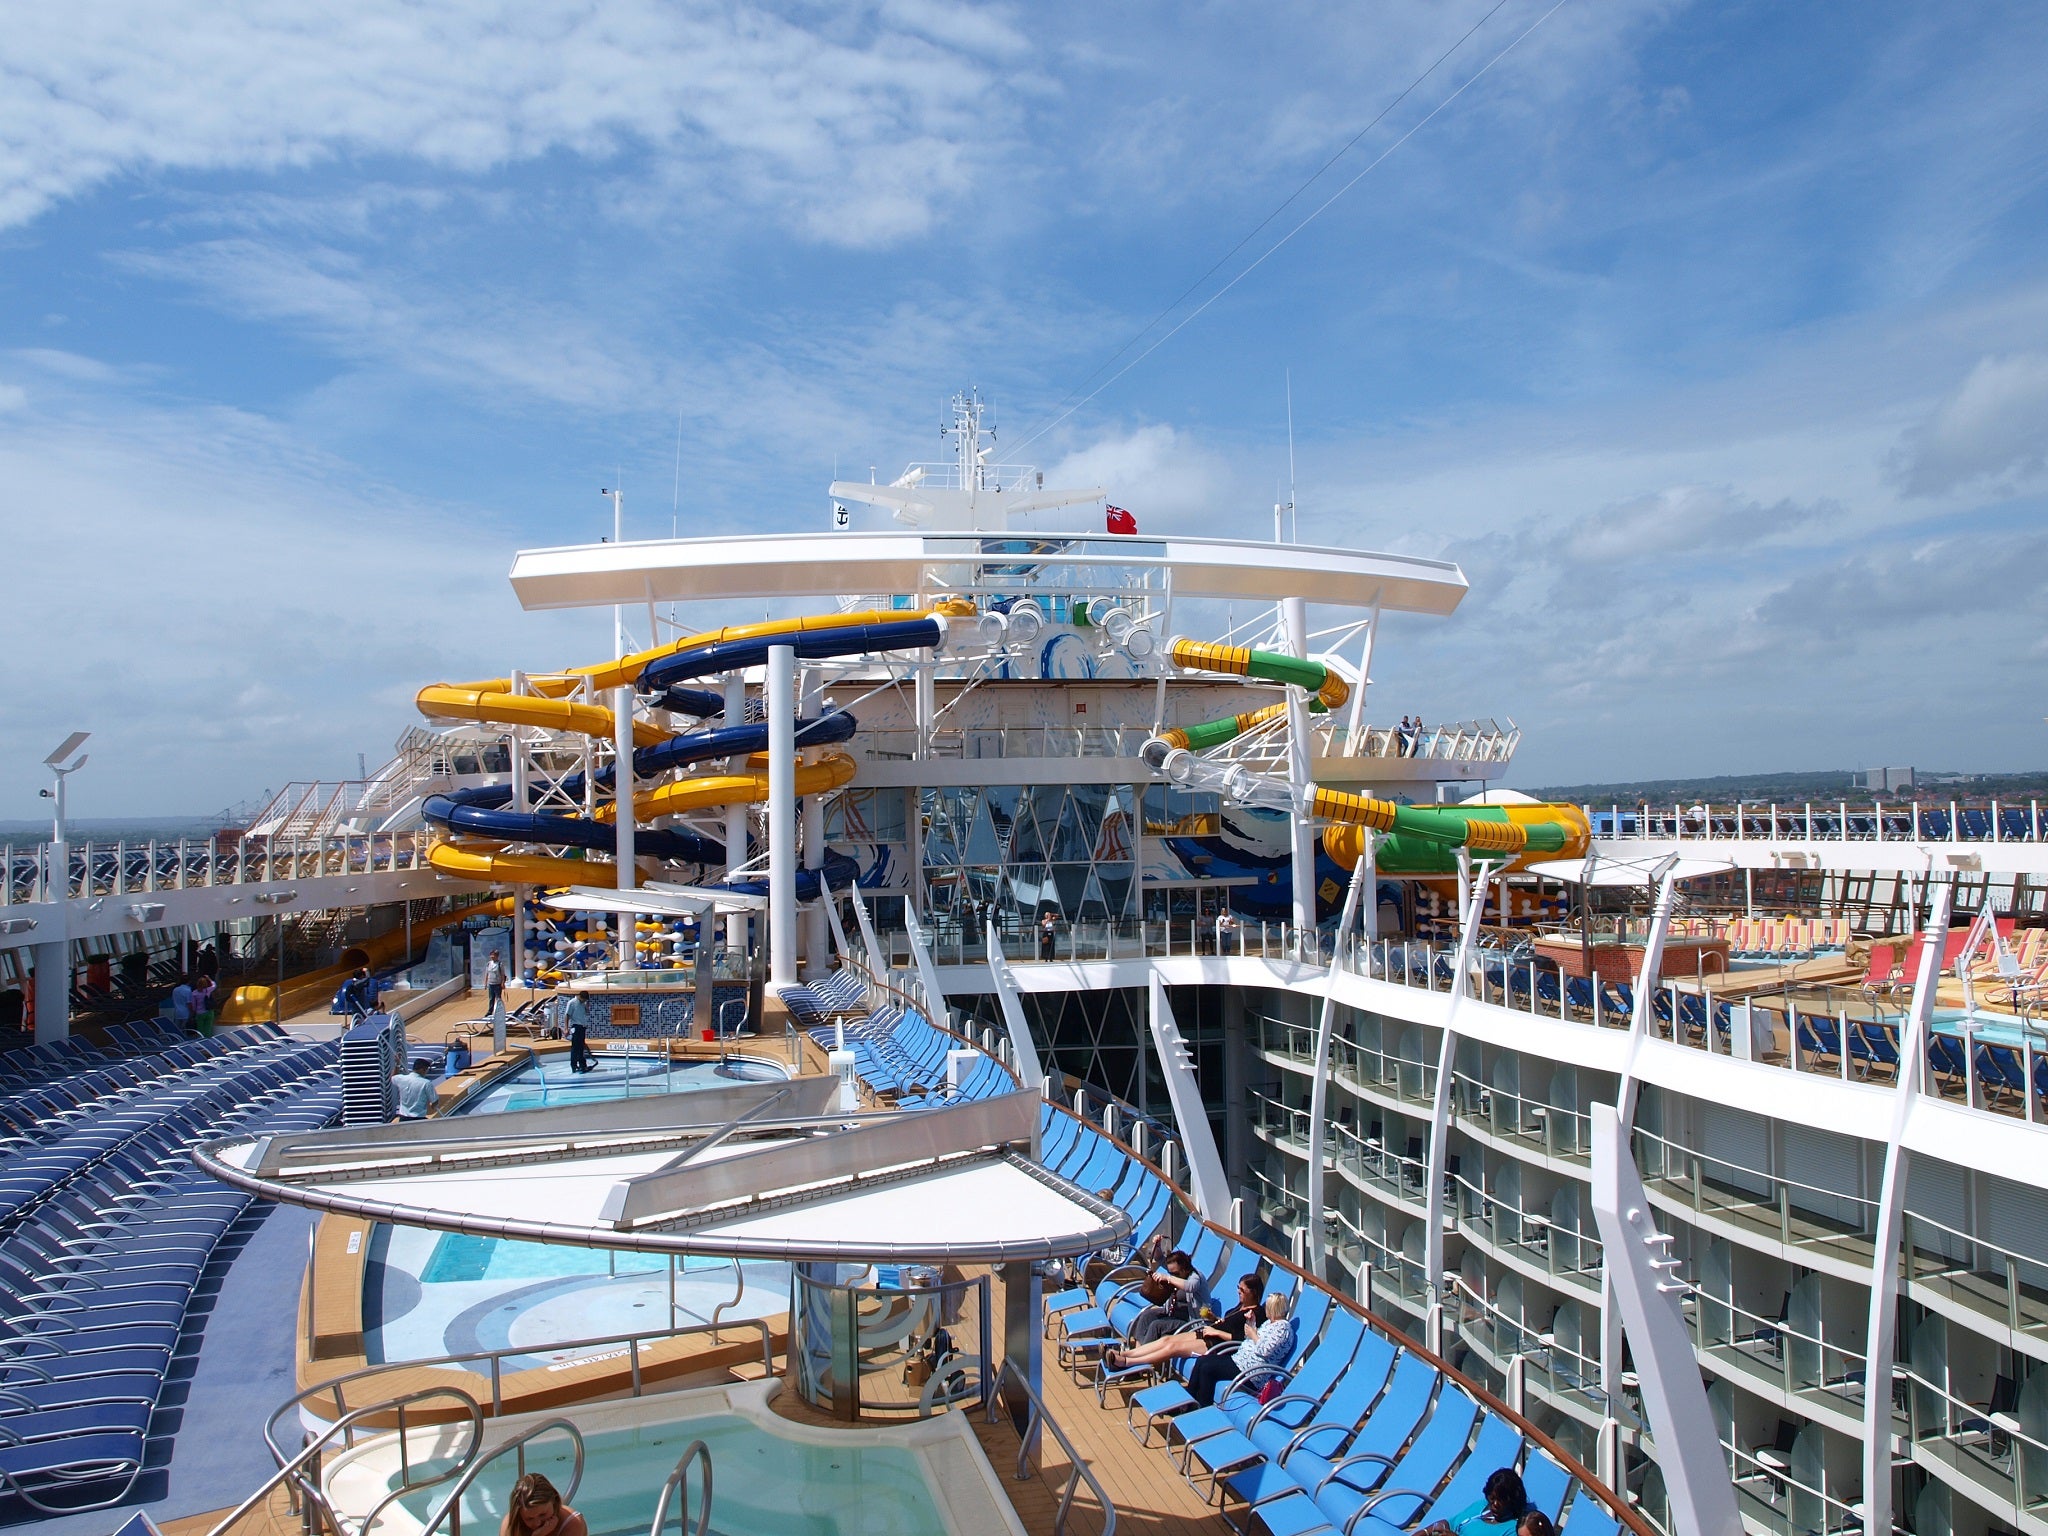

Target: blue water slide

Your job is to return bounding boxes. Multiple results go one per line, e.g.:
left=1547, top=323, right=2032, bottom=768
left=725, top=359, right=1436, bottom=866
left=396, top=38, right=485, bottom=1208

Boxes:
left=637, top=618, right=943, bottom=693
left=648, top=685, right=724, bottom=718
left=421, top=791, right=726, bottom=865
left=565, top=711, right=859, bottom=796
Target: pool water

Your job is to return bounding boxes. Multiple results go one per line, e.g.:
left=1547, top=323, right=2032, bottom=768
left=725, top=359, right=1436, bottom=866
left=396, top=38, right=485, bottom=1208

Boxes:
left=458, top=1053, right=787, bottom=1116
left=391, top=1414, right=948, bottom=1536
left=419, top=1234, right=735, bottom=1285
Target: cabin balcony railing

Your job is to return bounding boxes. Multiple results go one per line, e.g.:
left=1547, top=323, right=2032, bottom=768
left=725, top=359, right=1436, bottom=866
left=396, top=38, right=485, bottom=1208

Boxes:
left=1899, top=1363, right=2048, bottom=1520
left=1630, top=1126, right=1879, bottom=1262
left=1689, top=1288, right=1870, bottom=1416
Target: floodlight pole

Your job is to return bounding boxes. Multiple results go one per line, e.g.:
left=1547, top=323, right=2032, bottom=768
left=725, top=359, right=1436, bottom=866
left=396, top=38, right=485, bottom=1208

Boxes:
left=34, top=733, right=90, bottom=1047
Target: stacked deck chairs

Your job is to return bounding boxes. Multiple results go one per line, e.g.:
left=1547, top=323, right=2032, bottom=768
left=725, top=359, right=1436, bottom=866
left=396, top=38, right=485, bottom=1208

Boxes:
left=1036, top=1111, right=1630, bottom=1536
left=0, top=1039, right=341, bottom=1514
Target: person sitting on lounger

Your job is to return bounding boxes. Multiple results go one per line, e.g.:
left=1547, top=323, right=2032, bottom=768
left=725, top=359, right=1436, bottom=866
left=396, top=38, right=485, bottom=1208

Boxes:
left=1126, top=1248, right=1204, bottom=1346
left=1105, top=1274, right=1261, bottom=1373
left=1417, top=1467, right=1528, bottom=1536
left=1186, top=1290, right=1295, bottom=1406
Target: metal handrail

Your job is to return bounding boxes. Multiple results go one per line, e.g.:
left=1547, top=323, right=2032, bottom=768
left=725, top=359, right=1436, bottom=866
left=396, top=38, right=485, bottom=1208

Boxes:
left=647, top=1439, right=713, bottom=1536
left=418, top=1417, right=585, bottom=1536
left=989, top=1358, right=1115, bottom=1536
left=209, top=1385, right=481, bottom=1536
left=706, top=1258, right=747, bottom=1338
left=266, top=1315, right=775, bottom=1465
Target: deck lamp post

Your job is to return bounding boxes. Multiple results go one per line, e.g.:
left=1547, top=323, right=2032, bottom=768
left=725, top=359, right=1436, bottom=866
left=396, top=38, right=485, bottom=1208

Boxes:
left=32, top=733, right=89, bottom=1044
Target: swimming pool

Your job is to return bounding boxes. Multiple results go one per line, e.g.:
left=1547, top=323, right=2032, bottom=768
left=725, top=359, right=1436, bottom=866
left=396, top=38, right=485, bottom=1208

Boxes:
left=364, top=1225, right=791, bottom=1369
left=324, top=1382, right=1022, bottom=1536
left=364, top=1050, right=796, bottom=1366
left=456, top=1051, right=788, bottom=1116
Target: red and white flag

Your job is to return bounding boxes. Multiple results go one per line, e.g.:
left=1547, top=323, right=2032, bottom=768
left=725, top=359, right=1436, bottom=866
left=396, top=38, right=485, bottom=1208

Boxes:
left=1105, top=505, right=1137, bottom=534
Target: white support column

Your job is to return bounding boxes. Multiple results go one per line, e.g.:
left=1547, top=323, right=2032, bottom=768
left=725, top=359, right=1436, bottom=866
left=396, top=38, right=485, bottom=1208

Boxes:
left=33, top=932, right=68, bottom=1044
left=900, top=908, right=950, bottom=1024
left=1149, top=976, right=1231, bottom=1221
left=723, top=672, right=749, bottom=959
left=612, top=684, right=638, bottom=969
left=1305, top=849, right=1374, bottom=1268
left=508, top=672, right=529, bottom=985
left=983, top=927, right=1047, bottom=1091
left=1590, top=1103, right=1744, bottom=1536
left=819, top=887, right=852, bottom=963
left=1861, top=878, right=1953, bottom=1536
left=1424, top=855, right=1494, bottom=1289
left=1602, top=857, right=1682, bottom=1405
left=801, top=671, right=827, bottom=981
left=1359, top=826, right=1380, bottom=942
left=848, top=883, right=885, bottom=972
left=913, top=664, right=935, bottom=923
left=1619, top=859, right=1682, bottom=1124
left=907, top=785, right=925, bottom=928
left=1282, top=596, right=1317, bottom=941
left=767, top=644, right=798, bottom=990
left=1344, top=596, right=1381, bottom=755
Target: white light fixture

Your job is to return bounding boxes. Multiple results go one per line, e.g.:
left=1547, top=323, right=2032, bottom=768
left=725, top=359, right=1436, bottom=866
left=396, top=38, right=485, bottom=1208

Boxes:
left=1006, top=601, right=1044, bottom=643
left=0, top=917, right=37, bottom=935
left=125, top=902, right=167, bottom=923
left=252, top=890, right=299, bottom=905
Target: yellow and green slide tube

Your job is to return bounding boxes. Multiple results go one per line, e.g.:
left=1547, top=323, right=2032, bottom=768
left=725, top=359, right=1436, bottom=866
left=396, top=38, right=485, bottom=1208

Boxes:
left=1162, top=636, right=1589, bottom=876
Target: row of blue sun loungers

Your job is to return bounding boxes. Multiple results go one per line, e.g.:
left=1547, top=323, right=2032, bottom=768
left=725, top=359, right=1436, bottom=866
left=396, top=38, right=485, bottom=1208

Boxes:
left=0, top=1033, right=342, bottom=1514
left=0, top=1017, right=218, bottom=1091
left=1, top=1028, right=333, bottom=1236
left=795, top=966, right=1629, bottom=1536
left=1042, top=1190, right=1622, bottom=1536
left=784, top=974, right=1013, bottom=1105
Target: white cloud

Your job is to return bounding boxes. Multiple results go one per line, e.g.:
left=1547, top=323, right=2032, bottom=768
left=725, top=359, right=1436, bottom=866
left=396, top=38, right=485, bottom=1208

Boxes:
left=1558, top=484, right=1834, bottom=564
left=0, top=392, right=597, bottom=817
left=1889, top=352, right=2048, bottom=496
left=1044, top=424, right=1244, bottom=529
left=0, top=1, right=1033, bottom=247
left=0, top=384, right=25, bottom=413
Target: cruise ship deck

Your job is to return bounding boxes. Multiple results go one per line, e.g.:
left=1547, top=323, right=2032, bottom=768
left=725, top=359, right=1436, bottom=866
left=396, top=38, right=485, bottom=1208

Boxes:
left=6, top=409, right=2046, bottom=1536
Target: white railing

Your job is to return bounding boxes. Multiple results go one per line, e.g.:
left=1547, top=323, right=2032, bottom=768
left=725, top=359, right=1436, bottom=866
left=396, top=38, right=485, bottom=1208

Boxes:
left=1591, top=800, right=2044, bottom=844
left=2, top=828, right=439, bottom=905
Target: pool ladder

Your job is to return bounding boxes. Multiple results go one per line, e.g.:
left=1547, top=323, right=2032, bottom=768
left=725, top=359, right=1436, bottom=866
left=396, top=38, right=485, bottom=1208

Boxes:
left=649, top=1440, right=713, bottom=1536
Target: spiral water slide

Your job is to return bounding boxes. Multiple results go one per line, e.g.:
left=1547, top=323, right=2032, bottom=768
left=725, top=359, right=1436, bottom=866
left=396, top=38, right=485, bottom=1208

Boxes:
left=1156, top=637, right=1589, bottom=876
left=415, top=608, right=962, bottom=891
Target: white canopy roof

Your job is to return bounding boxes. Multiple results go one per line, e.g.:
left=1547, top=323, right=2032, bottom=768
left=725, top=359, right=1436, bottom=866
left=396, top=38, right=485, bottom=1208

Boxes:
left=197, top=1089, right=1128, bottom=1263
left=508, top=530, right=1467, bottom=615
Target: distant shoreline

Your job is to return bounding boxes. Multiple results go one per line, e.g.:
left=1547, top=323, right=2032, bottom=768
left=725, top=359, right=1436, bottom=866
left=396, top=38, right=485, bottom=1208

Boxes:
left=0, top=817, right=232, bottom=848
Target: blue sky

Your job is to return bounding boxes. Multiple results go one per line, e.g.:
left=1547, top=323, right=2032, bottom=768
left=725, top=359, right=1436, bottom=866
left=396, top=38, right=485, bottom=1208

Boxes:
left=2, top=0, right=2045, bottom=815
